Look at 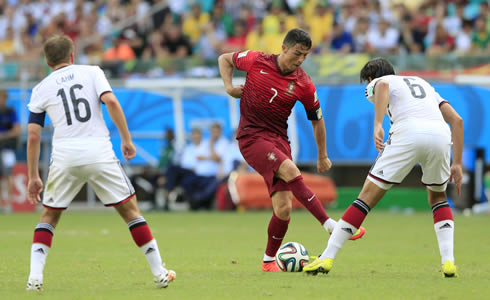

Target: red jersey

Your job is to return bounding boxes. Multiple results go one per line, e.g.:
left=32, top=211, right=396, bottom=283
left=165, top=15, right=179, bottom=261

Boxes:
left=232, top=50, right=322, bottom=139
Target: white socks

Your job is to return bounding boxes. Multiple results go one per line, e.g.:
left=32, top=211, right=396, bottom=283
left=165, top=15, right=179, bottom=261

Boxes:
left=141, top=239, right=165, bottom=276
left=323, top=218, right=337, bottom=234
left=319, top=219, right=356, bottom=260
left=263, top=254, right=275, bottom=262
left=434, top=220, right=455, bottom=264
left=29, top=243, right=50, bottom=281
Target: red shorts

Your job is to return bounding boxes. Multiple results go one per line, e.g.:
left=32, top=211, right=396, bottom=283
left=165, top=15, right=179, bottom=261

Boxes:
left=238, top=132, right=291, bottom=196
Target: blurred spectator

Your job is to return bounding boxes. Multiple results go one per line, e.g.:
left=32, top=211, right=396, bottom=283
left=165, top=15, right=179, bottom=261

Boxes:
left=427, top=23, right=455, bottom=56
left=245, top=20, right=268, bottom=52
left=264, top=19, right=288, bottom=54
left=195, top=122, right=228, bottom=178
left=198, top=20, right=226, bottom=61
left=399, top=14, right=426, bottom=54
left=103, top=34, right=136, bottom=62
left=182, top=3, right=210, bottom=45
left=239, top=4, right=256, bottom=33
left=0, top=27, right=16, bottom=60
left=162, top=22, right=193, bottom=58
left=0, top=89, right=19, bottom=212
left=308, top=3, right=334, bottom=47
left=352, top=17, right=371, bottom=53
left=77, top=19, right=103, bottom=64
left=337, top=2, right=358, bottom=34
left=263, top=0, right=285, bottom=35
left=150, top=0, right=171, bottom=30
left=455, top=19, right=474, bottom=54
left=325, top=22, right=354, bottom=54
left=471, top=16, right=490, bottom=53
left=142, top=30, right=167, bottom=60
left=221, top=130, right=247, bottom=177
left=211, top=2, right=234, bottom=37
left=222, top=19, right=247, bottom=52
left=159, top=128, right=176, bottom=171
left=367, top=18, right=399, bottom=54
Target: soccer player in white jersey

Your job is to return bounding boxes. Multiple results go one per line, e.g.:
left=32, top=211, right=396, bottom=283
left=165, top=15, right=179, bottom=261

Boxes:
left=304, top=58, right=463, bottom=277
left=25, top=35, right=175, bottom=291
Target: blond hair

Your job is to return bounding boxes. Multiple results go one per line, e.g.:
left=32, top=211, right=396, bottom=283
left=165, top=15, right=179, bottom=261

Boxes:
left=43, top=34, right=74, bottom=67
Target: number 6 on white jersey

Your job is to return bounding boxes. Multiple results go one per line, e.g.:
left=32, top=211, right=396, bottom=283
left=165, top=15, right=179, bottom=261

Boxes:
left=269, top=88, right=278, bottom=103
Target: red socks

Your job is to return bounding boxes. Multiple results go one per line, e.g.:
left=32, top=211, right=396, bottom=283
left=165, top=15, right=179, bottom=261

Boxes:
left=265, top=213, right=290, bottom=258
left=128, top=217, right=154, bottom=247
left=33, top=223, right=55, bottom=247
left=432, top=201, right=453, bottom=223
left=342, top=199, right=371, bottom=228
left=287, top=175, right=329, bottom=224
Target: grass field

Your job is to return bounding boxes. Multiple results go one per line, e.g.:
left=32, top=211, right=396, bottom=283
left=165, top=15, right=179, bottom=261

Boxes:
left=1, top=210, right=489, bottom=299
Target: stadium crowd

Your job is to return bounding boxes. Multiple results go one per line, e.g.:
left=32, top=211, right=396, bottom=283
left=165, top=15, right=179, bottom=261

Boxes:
left=0, top=0, right=489, bottom=70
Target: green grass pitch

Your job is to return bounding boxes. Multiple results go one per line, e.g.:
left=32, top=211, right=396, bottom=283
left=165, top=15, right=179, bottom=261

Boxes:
left=1, top=210, right=489, bottom=299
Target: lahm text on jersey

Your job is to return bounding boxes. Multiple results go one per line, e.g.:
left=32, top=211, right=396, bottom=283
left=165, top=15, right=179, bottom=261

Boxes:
left=56, top=73, right=74, bottom=85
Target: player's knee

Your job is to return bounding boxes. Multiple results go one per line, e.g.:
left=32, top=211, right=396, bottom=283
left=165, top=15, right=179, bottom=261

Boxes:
left=274, top=204, right=291, bottom=220
left=277, top=160, right=300, bottom=182
left=427, top=190, right=446, bottom=206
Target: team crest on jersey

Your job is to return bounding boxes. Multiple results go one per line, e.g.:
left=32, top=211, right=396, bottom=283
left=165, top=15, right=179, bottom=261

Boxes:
left=287, top=81, right=296, bottom=95
left=267, top=152, right=277, bottom=162
left=237, top=50, right=250, bottom=58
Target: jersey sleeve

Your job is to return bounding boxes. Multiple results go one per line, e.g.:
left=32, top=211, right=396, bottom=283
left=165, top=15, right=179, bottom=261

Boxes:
left=433, top=88, right=449, bottom=107
left=299, top=79, right=322, bottom=120
left=365, top=77, right=383, bottom=104
left=232, top=50, right=260, bottom=72
left=93, top=66, right=113, bottom=99
left=27, top=87, right=45, bottom=114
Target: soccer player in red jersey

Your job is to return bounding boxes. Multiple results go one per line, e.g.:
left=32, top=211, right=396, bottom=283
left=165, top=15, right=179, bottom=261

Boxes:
left=218, top=28, right=366, bottom=272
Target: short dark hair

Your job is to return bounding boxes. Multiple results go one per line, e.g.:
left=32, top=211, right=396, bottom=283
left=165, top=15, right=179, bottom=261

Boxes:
left=360, top=57, right=395, bottom=82
left=283, top=28, right=312, bottom=49
left=43, top=34, right=74, bottom=67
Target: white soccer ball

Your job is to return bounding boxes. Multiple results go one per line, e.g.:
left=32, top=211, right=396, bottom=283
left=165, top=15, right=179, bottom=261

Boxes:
left=275, top=242, right=309, bottom=272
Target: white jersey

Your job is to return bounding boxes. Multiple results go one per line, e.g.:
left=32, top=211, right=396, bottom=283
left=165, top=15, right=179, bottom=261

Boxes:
left=365, top=75, right=450, bottom=135
left=28, top=64, right=117, bottom=167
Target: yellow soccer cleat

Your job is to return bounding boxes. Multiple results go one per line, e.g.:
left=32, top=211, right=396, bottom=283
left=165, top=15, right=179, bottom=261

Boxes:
left=441, top=261, right=458, bottom=278
left=303, top=258, right=333, bottom=275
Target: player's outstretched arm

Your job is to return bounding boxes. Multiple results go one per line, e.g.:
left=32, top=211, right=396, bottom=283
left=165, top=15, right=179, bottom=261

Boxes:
left=373, top=80, right=389, bottom=151
left=311, top=119, right=331, bottom=173
left=218, top=52, right=243, bottom=98
left=27, top=123, right=43, bottom=204
left=440, top=103, right=464, bottom=195
left=101, top=92, right=136, bottom=161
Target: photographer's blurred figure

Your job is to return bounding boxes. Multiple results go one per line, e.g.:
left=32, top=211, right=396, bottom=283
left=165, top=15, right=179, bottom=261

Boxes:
left=0, top=89, right=20, bottom=212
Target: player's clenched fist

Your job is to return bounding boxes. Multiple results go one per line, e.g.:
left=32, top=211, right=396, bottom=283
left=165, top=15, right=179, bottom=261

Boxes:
left=226, top=85, right=244, bottom=98
left=317, top=157, right=332, bottom=173
left=121, top=141, right=136, bottom=161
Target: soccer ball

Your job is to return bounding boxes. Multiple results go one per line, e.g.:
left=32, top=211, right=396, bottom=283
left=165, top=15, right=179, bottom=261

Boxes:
left=275, top=242, right=309, bottom=272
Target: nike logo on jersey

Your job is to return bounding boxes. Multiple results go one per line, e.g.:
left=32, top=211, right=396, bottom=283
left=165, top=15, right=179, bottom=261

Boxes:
left=272, top=236, right=283, bottom=240
left=307, top=195, right=315, bottom=202
left=260, top=70, right=269, bottom=74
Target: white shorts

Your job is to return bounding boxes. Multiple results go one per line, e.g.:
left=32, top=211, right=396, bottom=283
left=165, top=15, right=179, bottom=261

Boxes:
left=42, top=161, right=135, bottom=209
left=368, top=128, right=451, bottom=192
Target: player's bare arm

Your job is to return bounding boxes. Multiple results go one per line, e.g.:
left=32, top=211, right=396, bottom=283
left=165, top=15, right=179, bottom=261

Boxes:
left=101, top=92, right=136, bottom=161
left=440, top=103, right=464, bottom=195
left=218, top=52, right=243, bottom=98
left=373, top=80, right=390, bottom=152
left=311, top=118, right=331, bottom=173
left=26, top=123, right=43, bottom=204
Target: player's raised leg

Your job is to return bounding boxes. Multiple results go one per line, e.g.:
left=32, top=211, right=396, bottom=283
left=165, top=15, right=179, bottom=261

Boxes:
left=262, top=191, right=292, bottom=272
left=114, top=196, right=176, bottom=287
left=276, top=159, right=365, bottom=240
left=428, top=189, right=457, bottom=277
left=304, top=179, right=386, bottom=274
left=27, top=207, right=63, bottom=291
